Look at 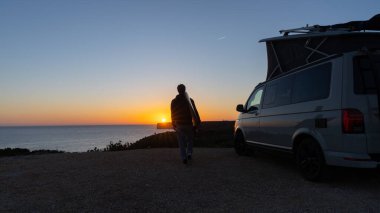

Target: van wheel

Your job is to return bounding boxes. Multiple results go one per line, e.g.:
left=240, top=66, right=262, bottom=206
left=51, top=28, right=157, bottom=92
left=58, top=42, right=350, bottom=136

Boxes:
left=296, top=138, right=326, bottom=181
left=234, top=132, right=248, bottom=156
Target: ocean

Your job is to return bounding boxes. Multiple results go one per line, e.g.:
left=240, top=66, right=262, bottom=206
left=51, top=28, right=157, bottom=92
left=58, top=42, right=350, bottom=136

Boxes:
left=0, top=125, right=170, bottom=152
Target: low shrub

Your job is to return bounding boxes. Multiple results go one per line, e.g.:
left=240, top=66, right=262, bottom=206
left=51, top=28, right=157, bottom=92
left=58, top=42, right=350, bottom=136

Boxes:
left=0, top=148, right=64, bottom=157
left=0, top=148, right=30, bottom=156
left=104, top=141, right=131, bottom=151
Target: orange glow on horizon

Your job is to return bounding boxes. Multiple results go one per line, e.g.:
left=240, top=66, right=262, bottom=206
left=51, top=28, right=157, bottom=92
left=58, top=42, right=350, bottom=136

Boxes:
left=0, top=96, right=238, bottom=126
left=0, top=104, right=237, bottom=126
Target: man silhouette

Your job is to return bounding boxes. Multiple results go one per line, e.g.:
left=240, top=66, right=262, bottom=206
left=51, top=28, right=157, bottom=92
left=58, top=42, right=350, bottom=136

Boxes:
left=171, top=84, right=201, bottom=164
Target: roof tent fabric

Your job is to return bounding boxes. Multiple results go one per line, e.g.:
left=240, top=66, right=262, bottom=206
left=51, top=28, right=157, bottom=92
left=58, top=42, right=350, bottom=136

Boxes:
left=266, top=34, right=380, bottom=80
left=265, top=14, right=380, bottom=80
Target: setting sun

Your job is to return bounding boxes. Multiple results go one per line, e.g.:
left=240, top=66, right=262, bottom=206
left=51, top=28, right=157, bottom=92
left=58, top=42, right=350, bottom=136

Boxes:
left=161, top=118, right=167, bottom=123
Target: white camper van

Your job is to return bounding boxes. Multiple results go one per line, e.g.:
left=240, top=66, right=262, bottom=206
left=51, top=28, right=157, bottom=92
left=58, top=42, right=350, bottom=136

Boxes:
left=234, top=15, right=380, bottom=181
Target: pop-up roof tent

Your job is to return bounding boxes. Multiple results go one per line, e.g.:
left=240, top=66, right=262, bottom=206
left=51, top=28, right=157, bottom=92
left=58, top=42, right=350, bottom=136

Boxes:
left=260, top=14, right=380, bottom=80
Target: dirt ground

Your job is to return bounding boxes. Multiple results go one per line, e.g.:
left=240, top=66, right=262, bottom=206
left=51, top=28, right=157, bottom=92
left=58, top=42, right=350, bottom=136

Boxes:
left=1, top=148, right=380, bottom=212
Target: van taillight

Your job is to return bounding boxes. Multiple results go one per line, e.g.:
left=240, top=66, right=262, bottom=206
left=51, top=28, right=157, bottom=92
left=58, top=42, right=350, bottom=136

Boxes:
left=342, top=109, right=365, bottom=133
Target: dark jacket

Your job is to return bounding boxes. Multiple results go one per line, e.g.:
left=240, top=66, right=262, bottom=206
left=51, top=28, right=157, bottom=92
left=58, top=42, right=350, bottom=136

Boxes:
left=171, top=94, right=200, bottom=126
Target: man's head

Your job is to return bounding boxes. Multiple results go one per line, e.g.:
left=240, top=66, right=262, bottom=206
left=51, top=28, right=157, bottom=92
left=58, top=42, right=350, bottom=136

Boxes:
left=177, top=84, right=186, bottom=94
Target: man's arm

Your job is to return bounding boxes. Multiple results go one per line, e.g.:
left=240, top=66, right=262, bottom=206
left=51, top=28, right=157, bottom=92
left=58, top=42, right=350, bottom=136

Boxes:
left=170, top=100, right=177, bottom=129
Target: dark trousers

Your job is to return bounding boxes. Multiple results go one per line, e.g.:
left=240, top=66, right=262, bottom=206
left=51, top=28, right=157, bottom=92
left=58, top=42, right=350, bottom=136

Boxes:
left=175, top=125, right=194, bottom=160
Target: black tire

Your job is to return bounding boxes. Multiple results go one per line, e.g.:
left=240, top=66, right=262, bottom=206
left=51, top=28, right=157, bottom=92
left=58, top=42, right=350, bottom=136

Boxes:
left=296, top=138, right=327, bottom=181
left=234, top=132, right=248, bottom=156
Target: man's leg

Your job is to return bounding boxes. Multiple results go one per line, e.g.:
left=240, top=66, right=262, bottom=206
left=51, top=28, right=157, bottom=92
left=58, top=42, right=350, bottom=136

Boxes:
left=176, top=126, right=187, bottom=163
left=185, top=126, right=195, bottom=159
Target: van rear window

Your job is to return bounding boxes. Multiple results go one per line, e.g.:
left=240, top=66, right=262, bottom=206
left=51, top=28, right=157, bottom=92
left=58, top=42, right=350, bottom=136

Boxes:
left=292, top=63, right=331, bottom=103
left=353, top=55, right=380, bottom=94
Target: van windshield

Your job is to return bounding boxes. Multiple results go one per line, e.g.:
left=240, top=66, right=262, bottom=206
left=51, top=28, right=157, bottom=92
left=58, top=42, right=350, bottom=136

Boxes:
left=353, top=55, right=380, bottom=94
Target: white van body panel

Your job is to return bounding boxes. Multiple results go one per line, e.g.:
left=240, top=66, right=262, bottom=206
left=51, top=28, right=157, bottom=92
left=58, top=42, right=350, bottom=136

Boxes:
left=342, top=52, right=380, bottom=154
left=258, top=59, right=343, bottom=151
left=235, top=51, right=380, bottom=169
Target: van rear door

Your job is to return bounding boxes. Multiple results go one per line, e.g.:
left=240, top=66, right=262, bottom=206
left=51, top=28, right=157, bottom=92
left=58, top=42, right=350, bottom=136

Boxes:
left=352, top=53, right=380, bottom=153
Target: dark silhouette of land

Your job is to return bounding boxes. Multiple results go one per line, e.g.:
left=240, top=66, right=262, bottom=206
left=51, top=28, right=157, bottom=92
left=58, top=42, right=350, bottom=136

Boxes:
left=1, top=121, right=235, bottom=156
left=136, top=121, right=234, bottom=149
left=86, top=121, right=234, bottom=152
left=0, top=148, right=63, bottom=157
left=157, top=122, right=173, bottom=129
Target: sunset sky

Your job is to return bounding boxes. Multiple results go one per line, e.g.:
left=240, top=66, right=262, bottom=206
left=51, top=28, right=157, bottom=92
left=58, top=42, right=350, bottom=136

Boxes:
left=1, top=0, right=379, bottom=126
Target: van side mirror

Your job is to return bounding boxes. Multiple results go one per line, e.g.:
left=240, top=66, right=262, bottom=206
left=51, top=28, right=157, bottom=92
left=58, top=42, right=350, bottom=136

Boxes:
left=236, top=104, right=246, bottom=113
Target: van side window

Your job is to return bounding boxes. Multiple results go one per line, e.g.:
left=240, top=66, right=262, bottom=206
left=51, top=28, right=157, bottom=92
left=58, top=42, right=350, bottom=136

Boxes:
left=292, top=63, right=331, bottom=103
left=262, top=62, right=332, bottom=109
left=263, top=76, right=293, bottom=108
left=353, top=55, right=380, bottom=94
left=245, top=87, right=263, bottom=111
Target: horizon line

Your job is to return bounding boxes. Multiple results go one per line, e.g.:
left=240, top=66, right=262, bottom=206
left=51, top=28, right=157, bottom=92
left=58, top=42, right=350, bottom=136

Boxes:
left=0, top=120, right=234, bottom=128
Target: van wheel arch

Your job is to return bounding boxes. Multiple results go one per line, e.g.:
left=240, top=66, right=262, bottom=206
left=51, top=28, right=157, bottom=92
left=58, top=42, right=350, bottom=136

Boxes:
left=293, top=134, right=316, bottom=154
left=234, top=129, right=244, bottom=138
left=234, top=129, right=250, bottom=156
left=294, top=136, right=328, bottom=181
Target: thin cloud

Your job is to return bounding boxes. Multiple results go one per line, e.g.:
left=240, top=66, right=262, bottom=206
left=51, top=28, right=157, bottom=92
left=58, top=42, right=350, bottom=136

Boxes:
left=217, top=36, right=226, bottom=40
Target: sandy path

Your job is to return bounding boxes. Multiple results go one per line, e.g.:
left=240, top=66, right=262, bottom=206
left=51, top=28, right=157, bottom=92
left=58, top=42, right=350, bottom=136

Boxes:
left=1, top=148, right=380, bottom=212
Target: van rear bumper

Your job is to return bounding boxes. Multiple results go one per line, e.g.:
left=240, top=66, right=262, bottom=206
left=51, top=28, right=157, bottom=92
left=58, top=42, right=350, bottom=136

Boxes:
left=324, top=151, right=380, bottom=168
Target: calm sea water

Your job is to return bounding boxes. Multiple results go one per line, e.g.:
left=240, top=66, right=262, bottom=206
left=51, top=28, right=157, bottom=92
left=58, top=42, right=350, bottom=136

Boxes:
left=0, top=125, right=170, bottom=152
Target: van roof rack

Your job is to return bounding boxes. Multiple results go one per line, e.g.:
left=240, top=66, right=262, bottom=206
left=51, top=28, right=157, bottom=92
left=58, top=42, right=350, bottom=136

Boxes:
left=279, top=14, right=380, bottom=36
